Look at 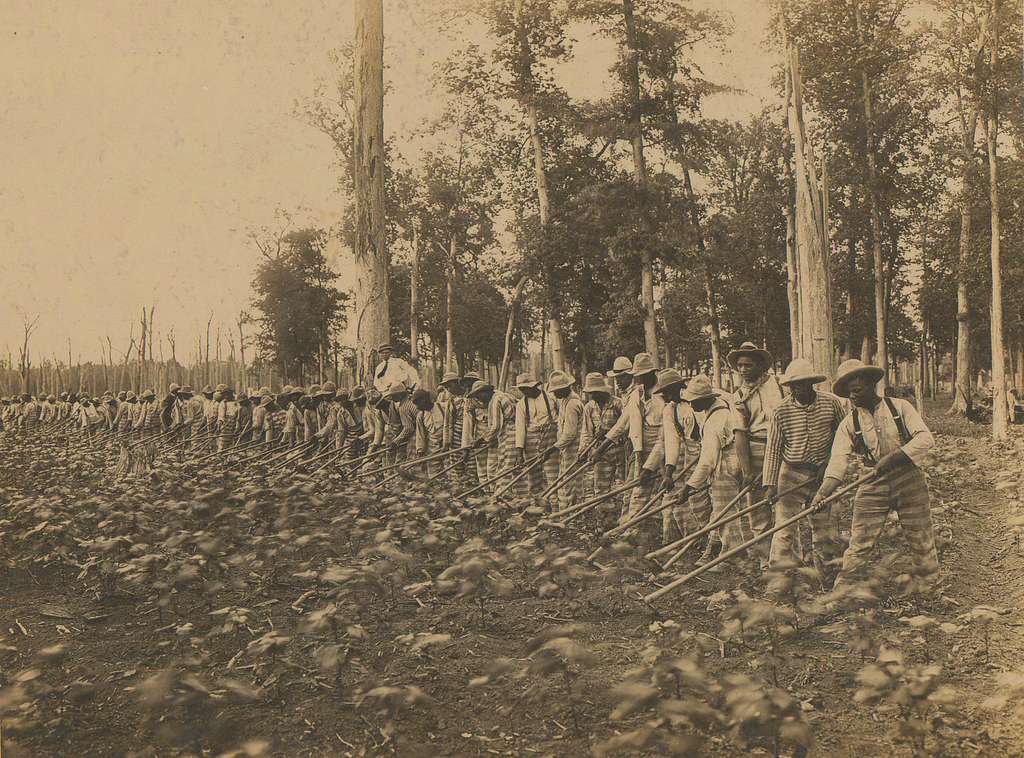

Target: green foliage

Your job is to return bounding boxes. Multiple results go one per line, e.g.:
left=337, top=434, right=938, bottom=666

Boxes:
left=250, top=228, right=348, bottom=383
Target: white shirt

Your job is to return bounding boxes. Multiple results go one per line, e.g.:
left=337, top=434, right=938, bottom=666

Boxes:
left=373, top=357, right=418, bottom=393
left=823, top=397, right=933, bottom=482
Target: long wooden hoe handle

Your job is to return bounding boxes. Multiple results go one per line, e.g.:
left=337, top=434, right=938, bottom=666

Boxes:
left=644, top=471, right=877, bottom=603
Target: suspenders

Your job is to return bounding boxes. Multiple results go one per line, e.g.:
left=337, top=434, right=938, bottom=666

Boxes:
left=851, top=397, right=911, bottom=466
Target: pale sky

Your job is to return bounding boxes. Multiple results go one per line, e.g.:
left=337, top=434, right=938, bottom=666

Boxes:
left=0, top=0, right=775, bottom=364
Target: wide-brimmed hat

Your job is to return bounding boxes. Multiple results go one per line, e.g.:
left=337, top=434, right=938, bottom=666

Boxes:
left=307, top=384, right=322, bottom=397
left=547, top=370, right=575, bottom=392
left=514, top=372, right=540, bottom=390
left=467, top=380, right=493, bottom=398
left=46, top=394, right=56, bottom=402
left=350, top=386, right=366, bottom=401
left=653, top=368, right=686, bottom=395
left=383, top=381, right=407, bottom=399
left=439, top=371, right=461, bottom=386
left=681, top=374, right=716, bottom=402
left=319, top=381, right=337, bottom=397
left=335, top=387, right=350, bottom=400
left=629, top=352, right=657, bottom=376
left=140, top=389, right=156, bottom=400
left=606, top=356, right=633, bottom=377
left=260, top=395, right=274, bottom=407
left=215, top=383, right=230, bottom=393
left=780, top=358, right=827, bottom=387
left=728, top=341, right=773, bottom=370
left=168, top=383, right=181, bottom=394
left=179, top=385, right=193, bottom=394
left=125, top=391, right=138, bottom=401
left=201, top=384, right=214, bottom=395
left=462, top=371, right=482, bottom=383
left=583, top=372, right=611, bottom=394
left=832, top=359, right=884, bottom=398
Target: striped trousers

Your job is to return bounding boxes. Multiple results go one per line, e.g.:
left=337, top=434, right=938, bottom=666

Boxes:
left=832, top=466, right=939, bottom=590
left=662, top=439, right=713, bottom=543
left=518, top=425, right=557, bottom=498
left=745, top=439, right=773, bottom=554
left=619, top=426, right=662, bottom=548
left=768, top=463, right=842, bottom=574
left=708, top=446, right=746, bottom=551
left=555, top=440, right=581, bottom=512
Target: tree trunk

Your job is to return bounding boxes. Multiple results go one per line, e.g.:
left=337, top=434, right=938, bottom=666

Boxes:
left=514, top=0, right=565, bottom=372
left=985, top=1, right=1007, bottom=439
left=787, top=44, right=834, bottom=382
left=854, top=3, right=887, bottom=390
left=622, top=0, right=658, bottom=360
left=846, top=238, right=857, bottom=358
left=499, top=275, right=528, bottom=392
left=782, top=65, right=800, bottom=360
left=353, top=0, right=390, bottom=378
left=410, top=224, right=420, bottom=362
left=445, top=245, right=455, bottom=373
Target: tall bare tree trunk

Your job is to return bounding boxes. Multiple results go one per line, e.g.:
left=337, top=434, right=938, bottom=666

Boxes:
left=446, top=242, right=456, bottom=373
left=499, top=275, right=528, bottom=391
left=781, top=62, right=801, bottom=360
left=354, top=0, right=390, bottom=380
left=985, top=0, right=1007, bottom=439
left=787, top=45, right=834, bottom=381
left=410, top=224, right=420, bottom=362
left=854, top=3, right=887, bottom=390
left=622, top=0, right=658, bottom=360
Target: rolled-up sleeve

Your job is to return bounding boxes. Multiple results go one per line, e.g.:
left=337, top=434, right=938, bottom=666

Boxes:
left=663, top=404, right=681, bottom=468
left=687, top=413, right=724, bottom=487
left=822, top=417, right=855, bottom=482
left=896, top=399, right=934, bottom=468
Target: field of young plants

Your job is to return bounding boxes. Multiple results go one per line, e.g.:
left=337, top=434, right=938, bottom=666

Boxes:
left=2, top=402, right=1024, bottom=757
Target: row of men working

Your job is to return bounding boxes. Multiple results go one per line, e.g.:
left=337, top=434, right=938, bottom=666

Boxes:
left=8, top=340, right=940, bottom=592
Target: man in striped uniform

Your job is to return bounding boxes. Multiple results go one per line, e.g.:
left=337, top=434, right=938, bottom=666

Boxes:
left=579, top=373, right=622, bottom=502
left=412, top=388, right=447, bottom=479
left=281, top=386, right=304, bottom=448
left=678, top=375, right=744, bottom=564
left=812, top=359, right=939, bottom=591
left=383, top=382, right=417, bottom=464
left=762, top=359, right=847, bottom=577
left=436, top=372, right=466, bottom=483
left=650, top=369, right=713, bottom=544
left=250, top=388, right=271, bottom=444
left=548, top=370, right=584, bottom=512
left=513, top=373, right=558, bottom=498
left=132, top=389, right=161, bottom=475
left=728, top=341, right=784, bottom=563
left=463, top=380, right=517, bottom=488
left=216, top=386, right=241, bottom=452
left=592, top=353, right=663, bottom=519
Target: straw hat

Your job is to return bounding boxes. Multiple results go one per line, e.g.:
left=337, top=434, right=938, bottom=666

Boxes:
left=467, top=380, right=493, bottom=398
left=547, top=370, right=575, bottom=392
left=382, top=381, right=407, bottom=399
left=681, top=374, right=716, bottom=402
left=582, top=372, right=611, bottom=394
left=140, top=389, right=156, bottom=401
left=514, top=372, right=540, bottom=390
left=629, top=352, right=657, bottom=376
left=606, top=356, right=633, bottom=377
left=439, top=371, right=461, bottom=386
left=307, top=384, right=322, bottom=397
left=653, top=368, right=686, bottom=395
left=260, top=395, right=274, bottom=407
left=832, top=359, right=884, bottom=398
left=201, top=385, right=214, bottom=395
left=462, top=371, right=482, bottom=383
left=319, top=381, right=337, bottom=396
left=168, top=383, right=181, bottom=394
left=779, top=358, right=827, bottom=387
left=727, top=341, right=773, bottom=370
left=215, top=383, right=229, bottom=393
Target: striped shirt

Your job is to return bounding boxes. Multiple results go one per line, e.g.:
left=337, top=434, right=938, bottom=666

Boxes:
left=762, top=392, right=847, bottom=487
